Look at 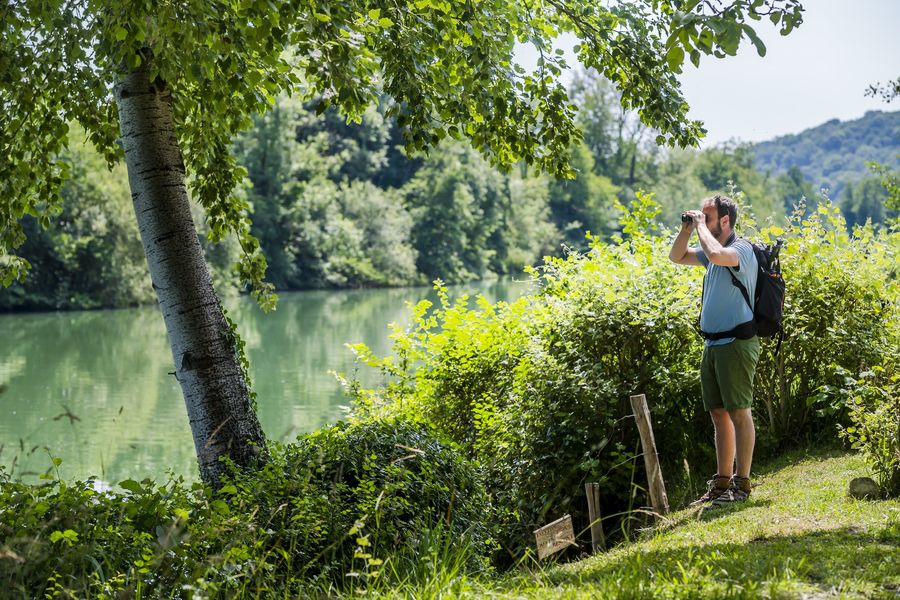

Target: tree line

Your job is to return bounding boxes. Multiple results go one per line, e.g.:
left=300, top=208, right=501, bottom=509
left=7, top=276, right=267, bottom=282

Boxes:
left=2, top=72, right=894, bottom=312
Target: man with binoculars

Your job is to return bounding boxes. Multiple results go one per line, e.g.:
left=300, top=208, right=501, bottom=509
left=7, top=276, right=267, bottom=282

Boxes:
left=669, top=194, right=760, bottom=505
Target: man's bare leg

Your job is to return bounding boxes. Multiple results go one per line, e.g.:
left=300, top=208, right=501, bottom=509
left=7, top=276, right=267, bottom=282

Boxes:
left=729, top=408, right=755, bottom=478
left=710, top=408, right=735, bottom=476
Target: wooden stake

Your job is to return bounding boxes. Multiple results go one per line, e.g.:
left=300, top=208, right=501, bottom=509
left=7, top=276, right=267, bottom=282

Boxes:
left=585, top=482, right=606, bottom=552
left=629, top=393, right=669, bottom=516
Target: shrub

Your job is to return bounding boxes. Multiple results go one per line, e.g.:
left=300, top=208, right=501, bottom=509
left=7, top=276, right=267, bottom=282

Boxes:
left=838, top=364, right=900, bottom=497
left=753, top=203, right=899, bottom=445
left=0, top=418, right=492, bottom=597
left=0, top=469, right=198, bottom=598
left=348, top=194, right=708, bottom=561
left=237, top=418, right=494, bottom=582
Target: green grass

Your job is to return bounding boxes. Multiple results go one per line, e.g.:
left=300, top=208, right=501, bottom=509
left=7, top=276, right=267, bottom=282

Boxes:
left=356, top=450, right=900, bottom=599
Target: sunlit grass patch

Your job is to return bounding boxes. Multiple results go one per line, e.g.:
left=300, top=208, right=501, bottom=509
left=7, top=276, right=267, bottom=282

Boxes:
left=459, top=450, right=900, bottom=600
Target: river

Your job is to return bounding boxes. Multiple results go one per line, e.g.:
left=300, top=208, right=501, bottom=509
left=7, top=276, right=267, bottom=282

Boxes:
left=0, top=279, right=531, bottom=485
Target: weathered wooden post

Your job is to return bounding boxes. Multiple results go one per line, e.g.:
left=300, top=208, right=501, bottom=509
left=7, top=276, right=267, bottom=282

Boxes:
left=585, top=482, right=606, bottom=552
left=630, top=393, right=669, bottom=516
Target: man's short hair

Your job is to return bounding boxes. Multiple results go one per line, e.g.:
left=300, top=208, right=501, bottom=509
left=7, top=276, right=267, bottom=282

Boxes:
left=703, top=194, right=738, bottom=228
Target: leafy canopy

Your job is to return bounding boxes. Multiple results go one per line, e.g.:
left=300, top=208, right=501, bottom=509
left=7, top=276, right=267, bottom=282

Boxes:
left=0, top=0, right=803, bottom=299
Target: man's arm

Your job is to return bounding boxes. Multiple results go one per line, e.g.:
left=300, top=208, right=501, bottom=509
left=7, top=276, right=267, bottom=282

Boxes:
left=669, top=218, right=702, bottom=266
left=693, top=212, right=739, bottom=267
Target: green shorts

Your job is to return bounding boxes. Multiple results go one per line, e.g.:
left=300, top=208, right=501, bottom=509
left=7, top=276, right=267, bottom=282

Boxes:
left=700, top=337, right=760, bottom=412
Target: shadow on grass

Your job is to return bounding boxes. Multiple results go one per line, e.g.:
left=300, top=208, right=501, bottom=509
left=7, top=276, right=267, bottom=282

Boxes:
left=696, top=498, right=774, bottom=522
left=750, top=446, right=847, bottom=478
left=547, top=526, right=900, bottom=598
left=650, top=499, right=775, bottom=534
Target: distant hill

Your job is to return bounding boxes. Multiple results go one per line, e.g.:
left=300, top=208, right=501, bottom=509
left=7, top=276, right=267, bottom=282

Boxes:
left=751, top=110, right=900, bottom=200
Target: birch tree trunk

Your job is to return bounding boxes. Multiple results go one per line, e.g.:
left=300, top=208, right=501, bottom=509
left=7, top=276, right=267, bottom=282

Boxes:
left=115, top=63, right=266, bottom=485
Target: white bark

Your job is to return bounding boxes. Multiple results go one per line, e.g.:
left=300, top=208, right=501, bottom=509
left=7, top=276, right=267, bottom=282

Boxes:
left=115, top=63, right=266, bottom=485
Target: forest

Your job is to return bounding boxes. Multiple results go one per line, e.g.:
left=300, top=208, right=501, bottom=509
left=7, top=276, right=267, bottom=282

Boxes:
left=1, top=73, right=896, bottom=311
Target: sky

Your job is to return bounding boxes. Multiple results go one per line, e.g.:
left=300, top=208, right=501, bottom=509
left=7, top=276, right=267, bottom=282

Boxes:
left=516, top=0, right=900, bottom=147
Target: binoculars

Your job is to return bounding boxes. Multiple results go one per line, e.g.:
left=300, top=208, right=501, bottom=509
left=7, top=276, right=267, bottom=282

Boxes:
left=681, top=213, right=692, bottom=223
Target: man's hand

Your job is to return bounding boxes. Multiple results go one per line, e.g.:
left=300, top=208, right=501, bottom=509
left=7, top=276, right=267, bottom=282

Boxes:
left=670, top=209, right=703, bottom=266
left=683, top=209, right=703, bottom=232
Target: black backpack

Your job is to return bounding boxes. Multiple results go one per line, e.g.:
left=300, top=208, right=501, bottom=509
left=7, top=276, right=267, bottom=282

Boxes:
left=701, top=238, right=786, bottom=353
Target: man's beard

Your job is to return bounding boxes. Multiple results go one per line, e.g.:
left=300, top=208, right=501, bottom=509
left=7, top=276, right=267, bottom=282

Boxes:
left=709, top=219, right=722, bottom=239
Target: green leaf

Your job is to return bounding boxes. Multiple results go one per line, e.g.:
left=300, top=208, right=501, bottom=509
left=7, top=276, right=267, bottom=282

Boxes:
left=742, top=25, right=766, bottom=57
left=113, top=25, right=127, bottom=41
left=378, top=17, right=394, bottom=28
left=49, top=529, right=78, bottom=545
left=119, top=479, right=143, bottom=493
left=368, top=8, right=381, bottom=20
left=211, top=499, right=230, bottom=515
left=125, top=52, right=142, bottom=69
left=666, top=46, right=684, bottom=72
left=314, top=12, right=331, bottom=22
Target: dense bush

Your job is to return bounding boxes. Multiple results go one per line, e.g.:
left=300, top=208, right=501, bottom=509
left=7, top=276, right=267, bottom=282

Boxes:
left=753, top=203, right=899, bottom=445
left=348, top=194, right=706, bottom=560
left=265, top=419, right=494, bottom=579
left=0, top=418, right=492, bottom=597
left=345, top=194, right=900, bottom=560
left=838, top=363, right=900, bottom=497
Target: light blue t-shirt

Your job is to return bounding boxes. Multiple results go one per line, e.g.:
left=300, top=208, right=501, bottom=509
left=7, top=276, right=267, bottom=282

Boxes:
left=697, top=237, right=758, bottom=346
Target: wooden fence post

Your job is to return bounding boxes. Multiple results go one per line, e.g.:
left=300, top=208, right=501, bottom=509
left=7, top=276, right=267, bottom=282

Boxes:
left=585, top=482, right=606, bottom=552
left=629, top=393, right=669, bottom=516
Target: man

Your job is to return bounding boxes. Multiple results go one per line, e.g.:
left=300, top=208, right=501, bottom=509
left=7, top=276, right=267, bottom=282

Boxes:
left=669, top=194, right=760, bottom=505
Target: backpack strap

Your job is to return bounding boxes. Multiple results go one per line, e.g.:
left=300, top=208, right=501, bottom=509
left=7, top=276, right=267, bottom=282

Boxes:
left=727, top=237, right=754, bottom=311
left=726, top=267, right=753, bottom=312
left=700, top=320, right=756, bottom=340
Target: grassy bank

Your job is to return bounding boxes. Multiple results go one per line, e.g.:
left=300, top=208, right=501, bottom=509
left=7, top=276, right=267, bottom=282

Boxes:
left=361, top=450, right=900, bottom=599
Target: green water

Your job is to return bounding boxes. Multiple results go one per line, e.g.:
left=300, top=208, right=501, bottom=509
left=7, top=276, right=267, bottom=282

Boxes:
left=0, top=279, right=531, bottom=485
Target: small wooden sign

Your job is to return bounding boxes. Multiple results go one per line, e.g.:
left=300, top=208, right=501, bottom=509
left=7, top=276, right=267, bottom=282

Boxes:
left=533, top=514, right=576, bottom=559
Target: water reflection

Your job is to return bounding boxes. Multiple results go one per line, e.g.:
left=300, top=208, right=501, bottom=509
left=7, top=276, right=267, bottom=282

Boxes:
left=0, top=279, right=531, bottom=483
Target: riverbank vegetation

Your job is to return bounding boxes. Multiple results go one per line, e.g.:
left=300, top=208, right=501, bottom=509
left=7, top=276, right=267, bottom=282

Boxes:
left=4, top=448, right=898, bottom=598
left=2, top=197, right=897, bottom=597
